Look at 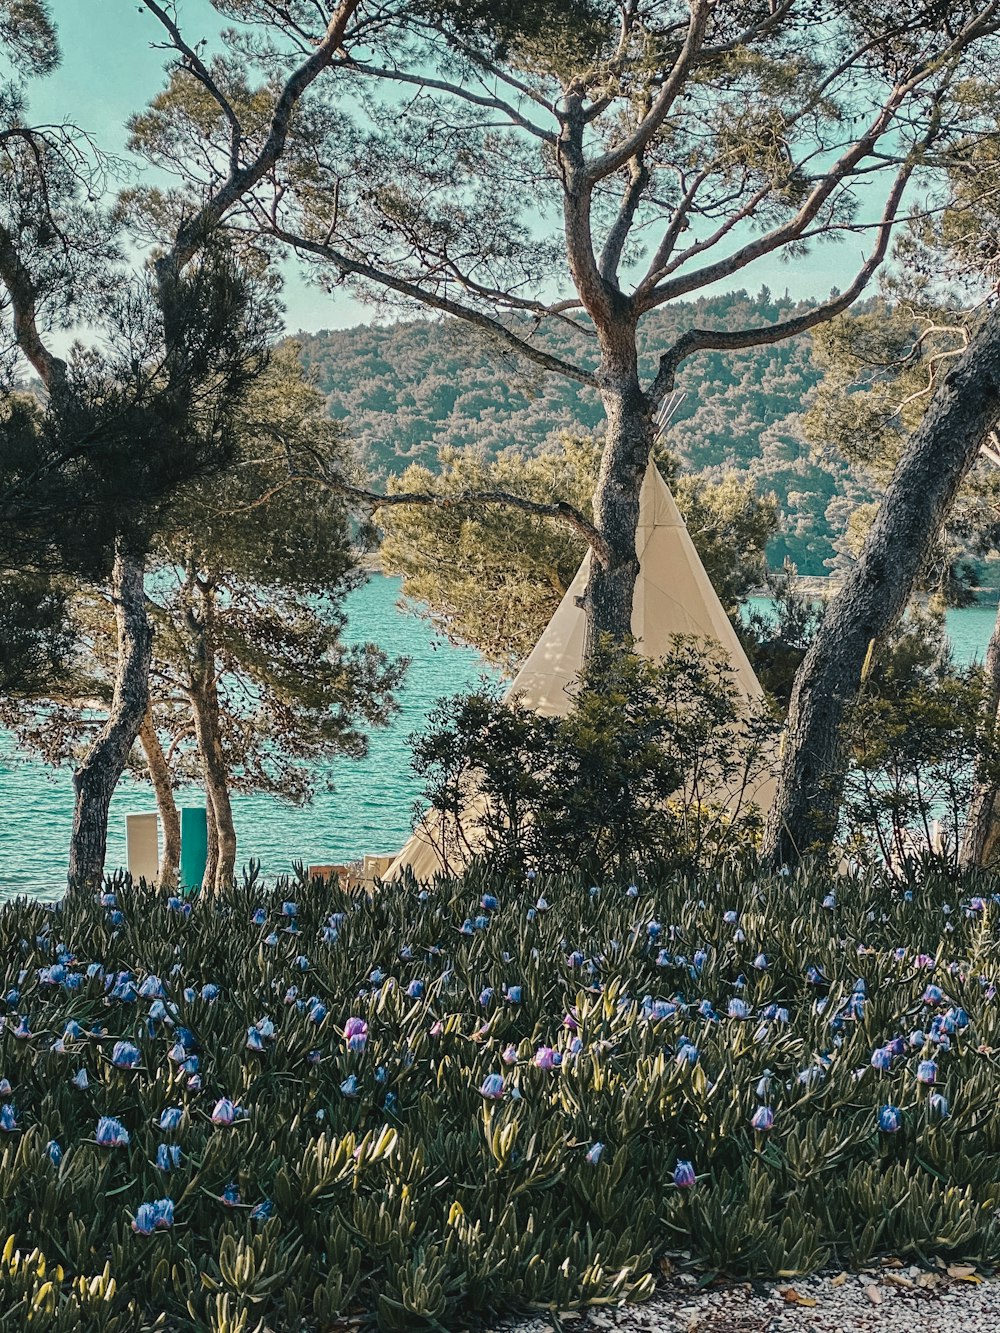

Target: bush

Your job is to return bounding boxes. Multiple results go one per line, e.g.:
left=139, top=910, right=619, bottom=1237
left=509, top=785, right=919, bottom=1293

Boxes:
left=410, top=640, right=778, bottom=878
left=3, top=867, right=1000, bottom=1327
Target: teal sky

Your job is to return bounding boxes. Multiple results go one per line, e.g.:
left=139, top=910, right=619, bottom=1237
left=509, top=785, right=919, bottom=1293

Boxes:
left=31, top=0, right=866, bottom=341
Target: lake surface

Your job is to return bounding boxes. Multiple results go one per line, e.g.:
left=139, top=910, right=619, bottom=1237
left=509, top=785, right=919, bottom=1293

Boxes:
left=0, top=576, right=499, bottom=900
left=1, top=579, right=997, bottom=900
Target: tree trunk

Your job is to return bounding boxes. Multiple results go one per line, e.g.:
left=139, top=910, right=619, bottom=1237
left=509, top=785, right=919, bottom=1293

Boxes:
left=138, top=705, right=180, bottom=889
left=202, top=779, right=220, bottom=892
left=68, top=546, right=152, bottom=893
left=762, top=307, right=1000, bottom=869
left=187, top=585, right=237, bottom=891
left=961, top=596, right=1000, bottom=868
left=584, top=325, right=651, bottom=651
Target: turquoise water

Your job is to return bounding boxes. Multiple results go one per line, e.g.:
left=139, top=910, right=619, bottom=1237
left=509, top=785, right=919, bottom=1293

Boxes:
left=0, top=576, right=499, bottom=900
left=1, top=581, right=997, bottom=900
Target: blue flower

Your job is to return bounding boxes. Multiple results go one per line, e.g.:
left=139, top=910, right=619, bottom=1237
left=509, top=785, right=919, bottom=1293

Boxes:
left=138, top=976, right=165, bottom=999
left=309, top=1002, right=328, bottom=1025
left=585, top=1142, right=605, bottom=1166
left=96, top=1116, right=129, bottom=1148
left=481, top=894, right=499, bottom=912
left=132, top=1198, right=174, bottom=1234
left=111, top=1040, right=141, bottom=1069
left=201, top=984, right=220, bottom=1002
left=871, top=1047, right=892, bottom=1071
left=220, top=1182, right=241, bottom=1207
left=45, top=1139, right=61, bottom=1165
left=505, top=986, right=522, bottom=1004
left=751, top=1105, right=774, bottom=1131
left=251, top=907, right=267, bottom=925
left=250, top=1199, right=274, bottom=1222
left=673, top=1159, right=696, bottom=1188
left=406, top=979, right=425, bottom=999
left=480, top=1073, right=505, bottom=1099
left=340, top=1074, right=360, bottom=1098
left=917, top=1059, right=937, bottom=1085
left=878, top=1104, right=902, bottom=1133
left=158, top=1107, right=182, bottom=1132
left=479, top=987, right=494, bottom=1007
left=156, top=1143, right=182, bottom=1171
left=922, top=985, right=945, bottom=1005
left=752, top=954, right=769, bottom=970
left=246, top=1027, right=266, bottom=1052
left=0, top=1104, right=17, bottom=1133
left=728, top=998, right=750, bottom=1019
left=281, top=902, right=297, bottom=917
left=383, top=1091, right=399, bottom=1113
left=71, top=1069, right=89, bottom=1090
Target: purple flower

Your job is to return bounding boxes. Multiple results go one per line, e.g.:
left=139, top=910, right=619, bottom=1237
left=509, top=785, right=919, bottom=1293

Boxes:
left=13, top=1016, right=31, bottom=1040
left=870, top=1047, right=892, bottom=1071
left=501, top=1044, right=518, bottom=1065
left=878, top=1104, right=902, bottom=1133
left=132, top=1198, right=174, bottom=1234
left=480, top=1073, right=505, bottom=1099
left=922, top=985, right=946, bottom=1005
left=534, top=1046, right=560, bottom=1071
left=344, top=1017, right=368, bottom=1050
left=96, top=1116, right=129, bottom=1148
left=917, top=1059, right=937, bottom=1085
left=751, top=1106, right=774, bottom=1132
left=673, top=1159, right=696, bottom=1188
left=211, top=1098, right=238, bottom=1127
left=111, top=1040, right=141, bottom=1069
left=585, top=1142, right=605, bottom=1166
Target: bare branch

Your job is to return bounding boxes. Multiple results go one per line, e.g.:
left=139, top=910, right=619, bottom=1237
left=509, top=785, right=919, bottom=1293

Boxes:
left=261, top=219, right=597, bottom=387
left=648, top=154, right=916, bottom=405
left=598, top=155, right=650, bottom=287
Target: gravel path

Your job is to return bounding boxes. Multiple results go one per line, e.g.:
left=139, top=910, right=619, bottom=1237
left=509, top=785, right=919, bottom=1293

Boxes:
left=511, top=1265, right=1000, bottom=1333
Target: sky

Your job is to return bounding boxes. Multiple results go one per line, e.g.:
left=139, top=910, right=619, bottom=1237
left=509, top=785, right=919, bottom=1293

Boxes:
left=27, top=0, right=868, bottom=343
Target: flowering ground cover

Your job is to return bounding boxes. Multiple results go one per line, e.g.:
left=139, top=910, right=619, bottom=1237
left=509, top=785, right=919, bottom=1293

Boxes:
left=1, top=866, right=1000, bottom=1330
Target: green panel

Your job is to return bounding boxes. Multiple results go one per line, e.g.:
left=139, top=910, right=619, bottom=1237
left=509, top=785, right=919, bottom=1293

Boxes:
left=179, top=806, right=208, bottom=896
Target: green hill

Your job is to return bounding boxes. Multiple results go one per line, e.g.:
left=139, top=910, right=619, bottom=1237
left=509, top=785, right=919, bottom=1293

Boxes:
left=296, top=289, right=870, bottom=578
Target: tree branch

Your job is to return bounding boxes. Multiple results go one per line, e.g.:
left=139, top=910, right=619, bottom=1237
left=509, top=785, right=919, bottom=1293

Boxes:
left=290, top=463, right=612, bottom=566
left=598, top=155, right=650, bottom=287
left=585, top=0, right=711, bottom=185
left=648, top=153, right=916, bottom=405
left=260, top=219, right=597, bottom=386
left=142, top=0, right=361, bottom=275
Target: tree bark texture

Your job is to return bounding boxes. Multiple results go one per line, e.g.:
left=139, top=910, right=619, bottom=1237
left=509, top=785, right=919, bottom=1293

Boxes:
left=68, top=547, right=153, bottom=892
left=583, top=322, right=653, bottom=651
left=138, top=705, right=180, bottom=889
left=763, top=306, right=1000, bottom=869
left=961, top=596, right=1000, bottom=868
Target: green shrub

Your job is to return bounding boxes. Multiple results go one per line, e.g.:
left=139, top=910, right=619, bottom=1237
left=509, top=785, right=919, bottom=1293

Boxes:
left=2, top=865, right=1000, bottom=1329
left=410, top=639, right=778, bottom=878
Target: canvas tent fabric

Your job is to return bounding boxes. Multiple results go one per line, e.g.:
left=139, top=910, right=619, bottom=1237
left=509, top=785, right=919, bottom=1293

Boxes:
left=384, top=461, right=777, bottom=882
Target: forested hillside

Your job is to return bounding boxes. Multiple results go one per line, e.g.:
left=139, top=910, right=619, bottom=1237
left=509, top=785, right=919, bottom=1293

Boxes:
left=297, top=289, right=871, bottom=577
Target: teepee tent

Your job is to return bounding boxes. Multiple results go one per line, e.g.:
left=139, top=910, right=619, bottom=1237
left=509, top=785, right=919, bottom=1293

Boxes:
left=384, top=460, right=777, bottom=881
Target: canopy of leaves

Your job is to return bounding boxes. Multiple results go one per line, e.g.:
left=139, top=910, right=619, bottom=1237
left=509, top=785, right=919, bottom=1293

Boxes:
left=378, top=436, right=777, bottom=671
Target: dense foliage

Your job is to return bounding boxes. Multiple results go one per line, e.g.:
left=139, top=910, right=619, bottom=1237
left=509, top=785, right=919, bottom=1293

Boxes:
left=3, top=867, right=1000, bottom=1328
left=297, top=291, right=865, bottom=578
left=411, top=641, right=777, bottom=876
